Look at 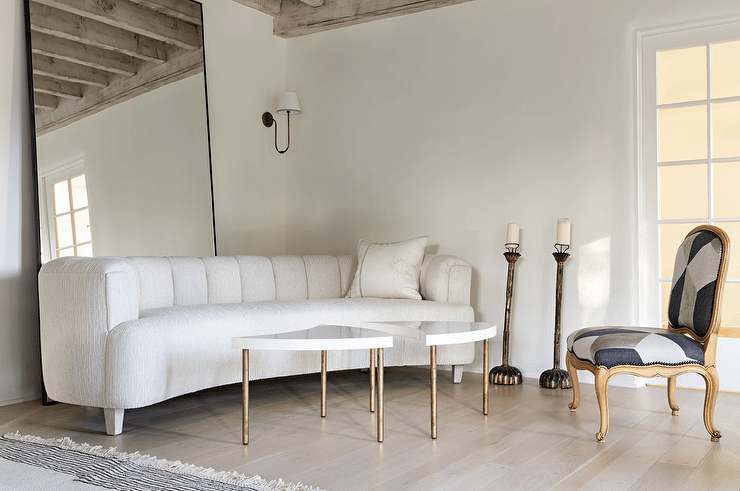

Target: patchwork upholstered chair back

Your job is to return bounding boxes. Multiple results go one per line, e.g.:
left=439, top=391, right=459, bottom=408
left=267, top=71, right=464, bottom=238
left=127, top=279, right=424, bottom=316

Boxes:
left=667, top=226, right=729, bottom=343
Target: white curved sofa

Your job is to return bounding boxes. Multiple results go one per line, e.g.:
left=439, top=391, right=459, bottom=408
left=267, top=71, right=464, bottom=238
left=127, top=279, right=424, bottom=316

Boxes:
left=38, top=254, right=475, bottom=435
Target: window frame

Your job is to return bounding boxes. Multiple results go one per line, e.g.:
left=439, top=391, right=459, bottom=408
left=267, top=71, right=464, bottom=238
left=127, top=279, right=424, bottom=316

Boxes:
left=38, top=158, right=91, bottom=262
left=638, top=19, right=740, bottom=329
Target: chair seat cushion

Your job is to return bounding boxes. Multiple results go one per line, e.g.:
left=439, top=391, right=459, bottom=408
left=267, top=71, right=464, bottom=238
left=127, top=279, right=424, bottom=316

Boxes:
left=567, top=326, right=704, bottom=368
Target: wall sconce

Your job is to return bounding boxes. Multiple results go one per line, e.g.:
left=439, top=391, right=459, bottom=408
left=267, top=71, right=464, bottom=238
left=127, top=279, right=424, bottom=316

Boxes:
left=262, top=92, right=302, bottom=154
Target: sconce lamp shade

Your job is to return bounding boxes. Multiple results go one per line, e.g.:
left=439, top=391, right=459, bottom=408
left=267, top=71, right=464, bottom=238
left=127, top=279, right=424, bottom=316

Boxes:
left=276, top=92, right=301, bottom=115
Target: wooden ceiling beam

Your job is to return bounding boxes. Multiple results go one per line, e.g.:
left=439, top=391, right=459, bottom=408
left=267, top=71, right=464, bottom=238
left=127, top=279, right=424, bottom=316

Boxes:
left=32, top=55, right=110, bottom=88
left=230, top=0, right=281, bottom=17
left=33, top=0, right=202, bottom=50
left=30, top=2, right=168, bottom=64
left=127, top=0, right=202, bottom=25
left=31, top=31, right=138, bottom=76
left=273, top=0, right=477, bottom=37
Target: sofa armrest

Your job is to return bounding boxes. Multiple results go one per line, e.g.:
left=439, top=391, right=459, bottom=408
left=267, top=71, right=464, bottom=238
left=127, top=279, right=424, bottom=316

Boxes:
left=38, top=257, right=139, bottom=407
left=420, top=254, right=472, bottom=305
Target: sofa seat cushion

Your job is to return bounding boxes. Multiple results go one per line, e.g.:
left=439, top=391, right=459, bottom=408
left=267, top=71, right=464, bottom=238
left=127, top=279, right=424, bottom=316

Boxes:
left=104, top=298, right=474, bottom=408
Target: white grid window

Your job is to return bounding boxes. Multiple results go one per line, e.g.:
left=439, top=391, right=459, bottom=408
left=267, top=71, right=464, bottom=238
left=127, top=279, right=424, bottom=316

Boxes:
left=641, top=23, right=740, bottom=335
left=40, top=162, right=93, bottom=262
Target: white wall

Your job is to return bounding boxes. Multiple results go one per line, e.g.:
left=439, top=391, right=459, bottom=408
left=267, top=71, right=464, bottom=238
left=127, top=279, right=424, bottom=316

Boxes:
left=284, top=0, right=740, bottom=383
left=37, top=75, right=214, bottom=257
left=0, top=0, right=41, bottom=404
left=201, top=0, right=287, bottom=256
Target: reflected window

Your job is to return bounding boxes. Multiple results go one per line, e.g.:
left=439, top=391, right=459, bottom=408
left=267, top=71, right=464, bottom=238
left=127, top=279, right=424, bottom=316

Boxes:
left=39, top=161, right=92, bottom=262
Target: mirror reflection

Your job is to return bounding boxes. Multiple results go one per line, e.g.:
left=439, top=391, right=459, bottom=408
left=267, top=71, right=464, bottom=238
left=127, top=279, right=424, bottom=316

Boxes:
left=28, top=0, right=215, bottom=261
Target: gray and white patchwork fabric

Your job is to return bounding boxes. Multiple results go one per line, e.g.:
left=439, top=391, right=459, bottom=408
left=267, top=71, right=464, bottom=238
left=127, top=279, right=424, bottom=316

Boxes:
left=668, top=230, right=723, bottom=338
left=567, top=229, right=723, bottom=369
left=567, top=326, right=704, bottom=368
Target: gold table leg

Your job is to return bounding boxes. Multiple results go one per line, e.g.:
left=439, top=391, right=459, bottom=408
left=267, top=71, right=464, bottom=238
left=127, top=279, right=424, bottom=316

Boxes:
left=242, top=349, right=249, bottom=445
left=483, top=339, right=489, bottom=415
left=431, top=345, right=437, bottom=439
left=377, top=348, right=384, bottom=442
left=321, top=350, right=327, bottom=418
left=370, top=348, right=376, bottom=412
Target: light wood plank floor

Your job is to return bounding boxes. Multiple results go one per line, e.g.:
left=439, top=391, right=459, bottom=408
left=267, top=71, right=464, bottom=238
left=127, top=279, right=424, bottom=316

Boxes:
left=2, top=367, right=740, bottom=490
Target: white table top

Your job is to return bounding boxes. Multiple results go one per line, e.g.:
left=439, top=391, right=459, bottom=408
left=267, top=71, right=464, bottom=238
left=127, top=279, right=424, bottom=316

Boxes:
left=232, top=324, right=394, bottom=351
left=360, top=321, right=497, bottom=346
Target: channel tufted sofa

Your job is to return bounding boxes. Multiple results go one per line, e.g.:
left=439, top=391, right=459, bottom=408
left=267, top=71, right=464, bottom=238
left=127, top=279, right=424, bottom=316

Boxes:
left=38, top=254, right=475, bottom=435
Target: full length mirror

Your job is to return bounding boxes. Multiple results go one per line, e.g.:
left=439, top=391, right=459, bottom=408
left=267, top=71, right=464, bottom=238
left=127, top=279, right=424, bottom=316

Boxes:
left=26, top=0, right=216, bottom=261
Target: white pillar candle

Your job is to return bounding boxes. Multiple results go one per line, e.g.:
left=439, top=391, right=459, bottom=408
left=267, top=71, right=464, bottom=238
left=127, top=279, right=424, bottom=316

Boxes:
left=556, top=218, right=570, bottom=246
left=506, top=223, right=520, bottom=245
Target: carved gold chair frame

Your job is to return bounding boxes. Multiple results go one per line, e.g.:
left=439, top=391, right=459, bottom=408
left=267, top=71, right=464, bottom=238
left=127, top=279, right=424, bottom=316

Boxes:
left=567, top=225, right=730, bottom=442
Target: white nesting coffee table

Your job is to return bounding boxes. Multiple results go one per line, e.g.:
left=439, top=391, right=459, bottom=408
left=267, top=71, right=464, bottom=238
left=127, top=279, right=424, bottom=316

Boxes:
left=231, top=325, right=393, bottom=445
left=362, top=321, right=497, bottom=439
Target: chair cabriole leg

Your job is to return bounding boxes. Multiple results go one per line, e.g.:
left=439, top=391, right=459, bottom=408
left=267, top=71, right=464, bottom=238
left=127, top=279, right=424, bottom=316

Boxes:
left=566, top=351, right=580, bottom=412
left=702, top=365, right=722, bottom=442
left=594, top=367, right=610, bottom=442
left=667, top=376, right=680, bottom=415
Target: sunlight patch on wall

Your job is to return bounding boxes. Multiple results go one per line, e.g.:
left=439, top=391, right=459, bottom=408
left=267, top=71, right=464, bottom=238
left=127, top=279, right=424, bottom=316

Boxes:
left=578, top=237, right=611, bottom=327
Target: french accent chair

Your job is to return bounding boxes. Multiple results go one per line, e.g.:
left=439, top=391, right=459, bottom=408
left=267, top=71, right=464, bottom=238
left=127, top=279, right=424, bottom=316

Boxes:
left=566, top=225, right=730, bottom=442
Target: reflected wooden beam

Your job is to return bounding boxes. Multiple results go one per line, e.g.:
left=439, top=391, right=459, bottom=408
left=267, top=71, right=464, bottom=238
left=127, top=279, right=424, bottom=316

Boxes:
left=35, top=47, right=204, bottom=135
left=31, top=31, right=138, bottom=76
left=128, top=0, right=202, bottom=25
left=34, top=92, right=59, bottom=110
left=32, top=55, right=110, bottom=88
left=34, top=0, right=202, bottom=50
left=33, top=76, right=84, bottom=99
left=30, top=2, right=168, bottom=64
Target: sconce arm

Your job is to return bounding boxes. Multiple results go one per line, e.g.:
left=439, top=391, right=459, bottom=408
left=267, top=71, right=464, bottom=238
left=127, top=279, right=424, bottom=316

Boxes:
left=262, top=111, right=291, bottom=154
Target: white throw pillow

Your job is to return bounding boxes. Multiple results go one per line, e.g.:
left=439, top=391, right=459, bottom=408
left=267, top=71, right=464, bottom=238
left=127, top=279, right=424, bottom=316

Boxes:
left=346, top=236, right=429, bottom=299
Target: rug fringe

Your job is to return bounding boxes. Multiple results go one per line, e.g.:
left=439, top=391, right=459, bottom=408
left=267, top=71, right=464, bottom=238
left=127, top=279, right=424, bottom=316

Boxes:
left=3, top=432, right=324, bottom=491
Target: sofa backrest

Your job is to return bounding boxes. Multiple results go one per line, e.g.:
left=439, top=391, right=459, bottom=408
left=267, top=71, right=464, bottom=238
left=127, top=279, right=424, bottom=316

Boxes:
left=128, top=255, right=358, bottom=311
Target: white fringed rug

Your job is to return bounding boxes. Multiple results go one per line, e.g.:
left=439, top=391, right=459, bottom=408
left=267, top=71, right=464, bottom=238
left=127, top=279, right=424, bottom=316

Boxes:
left=0, top=433, right=323, bottom=491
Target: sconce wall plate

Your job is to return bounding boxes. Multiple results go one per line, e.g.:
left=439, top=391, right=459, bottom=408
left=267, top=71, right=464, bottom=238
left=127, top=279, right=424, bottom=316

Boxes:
left=262, top=112, right=276, bottom=128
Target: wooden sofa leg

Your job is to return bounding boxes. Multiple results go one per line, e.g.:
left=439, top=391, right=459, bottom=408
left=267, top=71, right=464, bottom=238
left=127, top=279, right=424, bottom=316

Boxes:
left=452, top=365, right=464, bottom=384
left=104, top=408, right=124, bottom=435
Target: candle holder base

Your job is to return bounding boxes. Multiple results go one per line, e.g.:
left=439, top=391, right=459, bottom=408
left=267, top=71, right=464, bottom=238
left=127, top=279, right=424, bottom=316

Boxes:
left=539, top=368, right=572, bottom=389
left=489, top=364, right=523, bottom=385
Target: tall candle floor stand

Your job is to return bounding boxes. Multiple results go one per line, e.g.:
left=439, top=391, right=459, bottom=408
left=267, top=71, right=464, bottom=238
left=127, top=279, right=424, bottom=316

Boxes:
left=539, top=246, right=572, bottom=389
left=489, top=249, right=523, bottom=385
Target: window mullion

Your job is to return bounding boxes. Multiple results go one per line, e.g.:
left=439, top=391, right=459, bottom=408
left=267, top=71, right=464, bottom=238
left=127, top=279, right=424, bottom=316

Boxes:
left=68, top=179, right=79, bottom=253
left=708, top=47, right=713, bottom=220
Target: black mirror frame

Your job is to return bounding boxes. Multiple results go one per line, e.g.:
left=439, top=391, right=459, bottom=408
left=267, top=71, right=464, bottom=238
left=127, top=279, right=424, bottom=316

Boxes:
left=22, top=0, right=218, bottom=405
